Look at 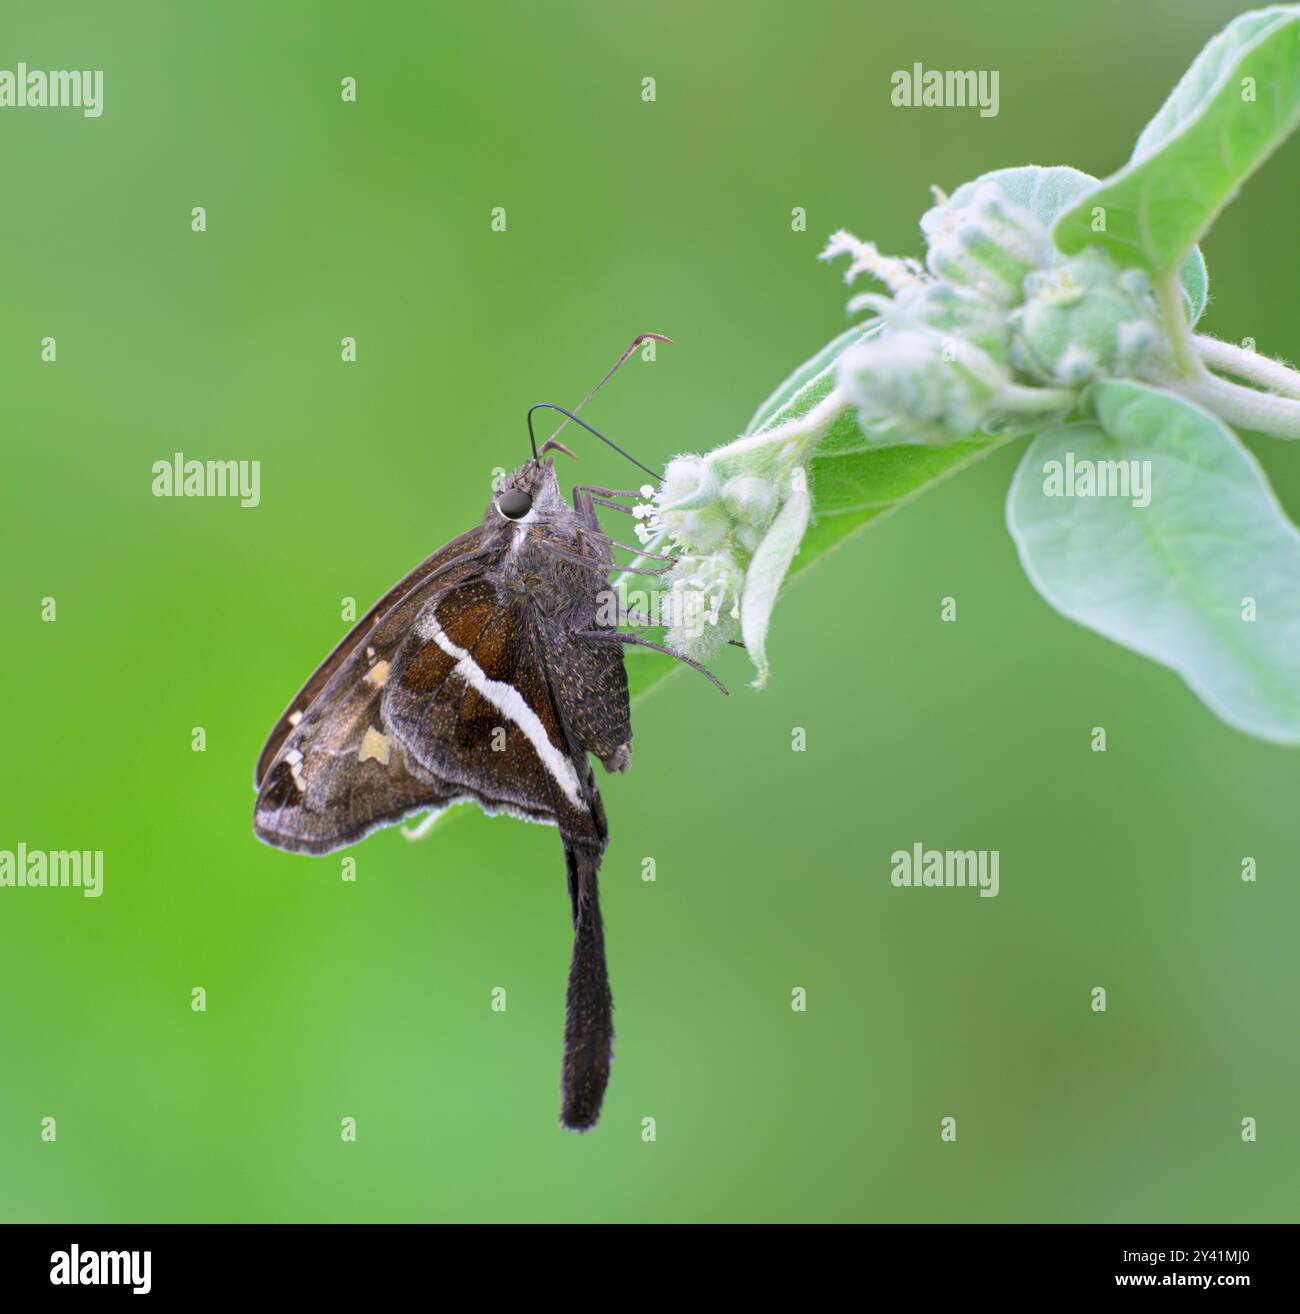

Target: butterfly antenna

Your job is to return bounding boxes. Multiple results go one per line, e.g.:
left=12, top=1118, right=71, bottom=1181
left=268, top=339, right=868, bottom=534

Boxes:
left=549, top=332, right=672, bottom=444
left=528, top=331, right=671, bottom=477
left=527, top=404, right=661, bottom=482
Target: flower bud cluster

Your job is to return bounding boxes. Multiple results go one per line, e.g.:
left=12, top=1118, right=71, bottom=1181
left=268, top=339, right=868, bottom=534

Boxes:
left=822, top=181, right=1169, bottom=444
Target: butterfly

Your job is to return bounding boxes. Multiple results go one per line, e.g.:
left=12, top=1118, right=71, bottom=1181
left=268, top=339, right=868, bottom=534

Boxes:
left=252, top=335, right=726, bottom=1130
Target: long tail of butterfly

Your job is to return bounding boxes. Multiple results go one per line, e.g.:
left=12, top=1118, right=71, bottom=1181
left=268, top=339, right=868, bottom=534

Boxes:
left=560, top=842, right=614, bottom=1131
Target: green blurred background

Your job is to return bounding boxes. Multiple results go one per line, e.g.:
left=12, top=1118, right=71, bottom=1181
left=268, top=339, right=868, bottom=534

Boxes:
left=2, top=0, right=1297, bottom=1222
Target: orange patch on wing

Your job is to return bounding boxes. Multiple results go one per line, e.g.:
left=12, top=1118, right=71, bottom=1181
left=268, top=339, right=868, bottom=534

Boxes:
left=402, top=640, right=456, bottom=694
left=438, top=580, right=497, bottom=651
left=472, top=608, right=519, bottom=682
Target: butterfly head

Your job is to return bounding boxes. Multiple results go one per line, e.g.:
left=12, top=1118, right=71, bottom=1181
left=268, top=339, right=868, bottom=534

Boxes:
left=489, top=457, right=563, bottom=527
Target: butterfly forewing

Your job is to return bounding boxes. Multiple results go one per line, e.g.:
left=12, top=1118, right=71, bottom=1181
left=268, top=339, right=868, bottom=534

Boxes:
left=253, top=531, right=492, bottom=853
left=253, top=526, right=489, bottom=788
left=254, top=662, right=460, bottom=854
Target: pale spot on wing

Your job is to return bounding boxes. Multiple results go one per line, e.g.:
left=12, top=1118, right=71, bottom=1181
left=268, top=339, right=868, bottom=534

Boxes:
left=358, top=726, right=391, bottom=766
left=288, top=709, right=303, bottom=727
left=364, top=660, right=390, bottom=689
left=286, top=746, right=306, bottom=793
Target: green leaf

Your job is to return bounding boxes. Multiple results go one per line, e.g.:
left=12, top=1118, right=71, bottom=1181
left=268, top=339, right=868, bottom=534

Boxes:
left=1177, top=246, right=1209, bottom=328
left=943, top=164, right=1103, bottom=237
left=1006, top=378, right=1300, bottom=744
left=1130, top=7, right=1297, bottom=161
left=741, top=471, right=811, bottom=689
left=747, top=322, right=875, bottom=434
left=799, top=434, right=1006, bottom=567
left=1052, top=7, right=1300, bottom=278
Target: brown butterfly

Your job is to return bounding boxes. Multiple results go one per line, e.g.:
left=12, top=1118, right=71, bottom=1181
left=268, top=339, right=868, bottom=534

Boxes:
left=252, top=335, right=725, bottom=1130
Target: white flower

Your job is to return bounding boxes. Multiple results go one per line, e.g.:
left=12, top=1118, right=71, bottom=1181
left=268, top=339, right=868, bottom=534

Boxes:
left=639, top=455, right=731, bottom=551
left=664, top=551, right=744, bottom=662
left=818, top=230, right=927, bottom=294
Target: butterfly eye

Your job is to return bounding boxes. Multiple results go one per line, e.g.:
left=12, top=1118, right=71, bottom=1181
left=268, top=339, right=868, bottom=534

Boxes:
left=496, top=489, right=533, bottom=519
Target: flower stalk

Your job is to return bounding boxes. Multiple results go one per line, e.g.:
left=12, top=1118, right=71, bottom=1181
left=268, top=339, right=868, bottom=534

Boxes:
left=1194, top=335, right=1300, bottom=401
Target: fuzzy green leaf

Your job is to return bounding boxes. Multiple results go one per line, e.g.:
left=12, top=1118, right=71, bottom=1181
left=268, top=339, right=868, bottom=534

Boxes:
left=1052, top=7, right=1300, bottom=278
left=746, top=322, right=875, bottom=434
left=1007, top=379, right=1300, bottom=743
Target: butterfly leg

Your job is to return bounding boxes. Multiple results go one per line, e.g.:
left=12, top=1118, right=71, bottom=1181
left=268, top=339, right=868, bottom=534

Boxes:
left=573, top=485, right=647, bottom=501
left=599, top=535, right=679, bottom=562
left=572, top=485, right=648, bottom=517
left=619, top=608, right=659, bottom=628
left=539, top=540, right=671, bottom=576
left=585, top=495, right=638, bottom=515
left=574, top=628, right=728, bottom=695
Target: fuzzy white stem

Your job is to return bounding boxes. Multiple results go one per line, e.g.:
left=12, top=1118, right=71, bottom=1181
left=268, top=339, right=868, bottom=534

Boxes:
left=998, top=383, right=1078, bottom=418
left=1194, top=336, right=1300, bottom=400
left=1161, top=371, right=1300, bottom=440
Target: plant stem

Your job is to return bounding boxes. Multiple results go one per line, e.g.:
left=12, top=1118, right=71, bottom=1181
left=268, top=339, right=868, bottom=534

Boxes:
left=1149, top=278, right=1300, bottom=436
left=1000, top=383, right=1078, bottom=418
left=1194, top=336, right=1300, bottom=400
left=1157, top=274, right=1199, bottom=375
left=725, top=385, right=851, bottom=462
left=1161, top=371, right=1300, bottom=440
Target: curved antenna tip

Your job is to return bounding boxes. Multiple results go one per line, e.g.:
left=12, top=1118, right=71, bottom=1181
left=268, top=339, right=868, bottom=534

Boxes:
left=526, top=403, right=660, bottom=481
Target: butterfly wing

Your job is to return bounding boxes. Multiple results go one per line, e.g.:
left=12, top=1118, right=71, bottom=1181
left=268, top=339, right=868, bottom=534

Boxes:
left=254, top=526, right=489, bottom=788
left=254, top=660, right=462, bottom=855
left=253, top=530, right=491, bottom=853
left=536, top=613, right=633, bottom=773
left=382, top=575, right=608, bottom=848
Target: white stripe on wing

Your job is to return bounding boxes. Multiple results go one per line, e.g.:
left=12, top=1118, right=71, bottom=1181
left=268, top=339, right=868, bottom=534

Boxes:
left=417, top=613, right=584, bottom=809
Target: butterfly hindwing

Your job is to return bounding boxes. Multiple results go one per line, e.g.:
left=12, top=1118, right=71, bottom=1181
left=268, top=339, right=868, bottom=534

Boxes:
left=383, top=576, right=605, bottom=847
left=537, top=613, right=633, bottom=773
